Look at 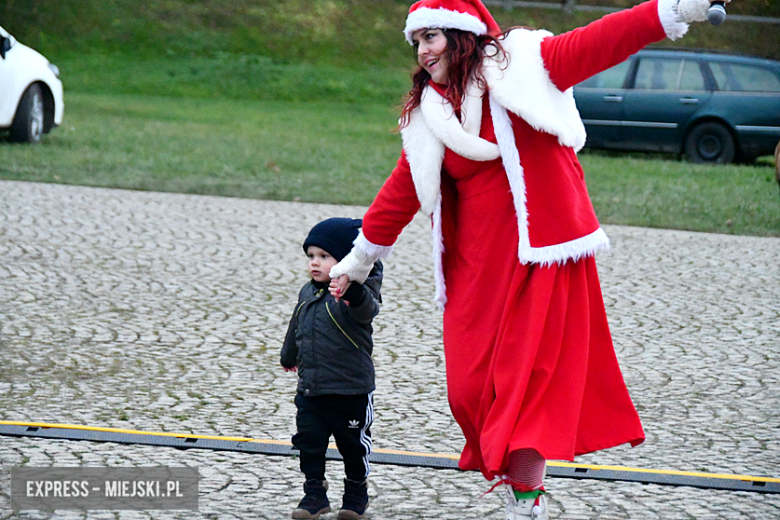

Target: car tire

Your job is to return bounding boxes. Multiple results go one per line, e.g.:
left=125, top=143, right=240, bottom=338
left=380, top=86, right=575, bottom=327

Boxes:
left=684, top=122, right=735, bottom=164
left=10, top=84, right=45, bottom=144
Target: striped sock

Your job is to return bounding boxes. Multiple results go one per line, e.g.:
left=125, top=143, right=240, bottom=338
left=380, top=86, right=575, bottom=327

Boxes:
left=507, top=448, right=546, bottom=493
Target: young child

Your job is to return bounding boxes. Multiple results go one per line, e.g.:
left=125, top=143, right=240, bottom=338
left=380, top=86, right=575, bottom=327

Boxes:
left=281, top=217, right=382, bottom=520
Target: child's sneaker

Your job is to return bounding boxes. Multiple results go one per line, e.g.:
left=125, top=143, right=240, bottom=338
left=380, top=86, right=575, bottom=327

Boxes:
left=337, top=478, right=369, bottom=519
left=292, top=479, right=330, bottom=519
left=504, top=485, right=548, bottom=520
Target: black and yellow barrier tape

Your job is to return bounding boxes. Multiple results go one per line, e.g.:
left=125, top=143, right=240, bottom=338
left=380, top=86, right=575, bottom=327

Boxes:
left=1, top=421, right=777, bottom=494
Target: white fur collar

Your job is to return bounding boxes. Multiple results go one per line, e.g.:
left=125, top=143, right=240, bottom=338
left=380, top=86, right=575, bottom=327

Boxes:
left=483, top=29, right=586, bottom=150
left=401, top=106, right=445, bottom=216
left=419, top=82, right=500, bottom=162
left=405, top=81, right=501, bottom=215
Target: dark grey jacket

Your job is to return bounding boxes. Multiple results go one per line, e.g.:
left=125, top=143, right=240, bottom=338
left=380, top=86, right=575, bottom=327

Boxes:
left=280, top=262, right=382, bottom=396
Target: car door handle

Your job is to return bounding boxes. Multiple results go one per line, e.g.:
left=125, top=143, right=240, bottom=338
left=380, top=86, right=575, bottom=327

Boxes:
left=603, top=95, right=623, bottom=102
left=679, top=97, right=700, bottom=104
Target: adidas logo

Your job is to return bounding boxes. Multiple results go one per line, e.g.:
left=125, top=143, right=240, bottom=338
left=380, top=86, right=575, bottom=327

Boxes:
left=348, top=420, right=360, bottom=429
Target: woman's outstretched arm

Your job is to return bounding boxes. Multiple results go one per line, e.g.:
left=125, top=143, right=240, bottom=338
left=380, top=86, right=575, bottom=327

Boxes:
left=540, top=0, right=693, bottom=91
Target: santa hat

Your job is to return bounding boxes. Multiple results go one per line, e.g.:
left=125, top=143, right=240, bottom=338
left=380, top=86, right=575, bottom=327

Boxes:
left=403, top=0, right=501, bottom=45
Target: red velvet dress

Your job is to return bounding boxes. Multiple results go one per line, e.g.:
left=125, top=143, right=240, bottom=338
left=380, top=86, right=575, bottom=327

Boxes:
left=361, top=1, right=668, bottom=481
left=438, top=105, right=645, bottom=480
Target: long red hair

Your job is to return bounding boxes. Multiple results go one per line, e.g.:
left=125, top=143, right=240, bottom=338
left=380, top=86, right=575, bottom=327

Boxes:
left=400, top=29, right=505, bottom=128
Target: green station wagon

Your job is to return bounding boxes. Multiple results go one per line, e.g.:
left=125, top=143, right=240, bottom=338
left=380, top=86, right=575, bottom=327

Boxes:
left=573, top=48, right=780, bottom=164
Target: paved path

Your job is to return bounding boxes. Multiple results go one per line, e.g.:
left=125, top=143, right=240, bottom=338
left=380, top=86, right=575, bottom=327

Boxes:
left=1, top=180, right=778, bottom=519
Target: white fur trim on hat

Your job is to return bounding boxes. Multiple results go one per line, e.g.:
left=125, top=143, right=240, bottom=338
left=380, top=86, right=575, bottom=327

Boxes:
left=404, top=7, right=488, bottom=45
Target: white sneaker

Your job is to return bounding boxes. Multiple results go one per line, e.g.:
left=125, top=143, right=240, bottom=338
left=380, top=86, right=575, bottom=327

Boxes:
left=504, top=485, right=548, bottom=520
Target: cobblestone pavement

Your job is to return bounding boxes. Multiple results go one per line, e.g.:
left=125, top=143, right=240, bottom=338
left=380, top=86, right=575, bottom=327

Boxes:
left=1, top=180, right=778, bottom=519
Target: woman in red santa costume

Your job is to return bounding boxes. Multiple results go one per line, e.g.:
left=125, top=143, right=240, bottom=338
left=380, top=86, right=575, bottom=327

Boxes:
left=329, top=0, right=726, bottom=518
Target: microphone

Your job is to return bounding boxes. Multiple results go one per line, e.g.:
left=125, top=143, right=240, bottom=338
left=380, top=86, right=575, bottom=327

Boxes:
left=707, top=1, right=727, bottom=25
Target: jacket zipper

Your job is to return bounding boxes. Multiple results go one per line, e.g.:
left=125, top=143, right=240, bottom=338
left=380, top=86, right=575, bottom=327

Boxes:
left=326, top=301, right=360, bottom=349
left=294, top=300, right=306, bottom=318
left=296, top=290, right=323, bottom=373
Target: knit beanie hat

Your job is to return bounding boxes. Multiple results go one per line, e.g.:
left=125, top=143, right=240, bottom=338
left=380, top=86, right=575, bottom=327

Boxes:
left=403, top=0, right=502, bottom=45
left=302, top=218, right=363, bottom=262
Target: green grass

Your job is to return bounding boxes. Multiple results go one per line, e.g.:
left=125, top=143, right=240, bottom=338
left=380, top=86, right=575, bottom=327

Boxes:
left=54, top=53, right=412, bottom=106
left=1, top=88, right=778, bottom=237
left=0, top=92, right=401, bottom=205
left=581, top=151, right=780, bottom=236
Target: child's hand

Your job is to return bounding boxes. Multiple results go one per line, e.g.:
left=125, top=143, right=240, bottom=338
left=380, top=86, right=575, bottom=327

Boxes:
left=283, top=366, right=297, bottom=372
left=329, top=275, right=352, bottom=302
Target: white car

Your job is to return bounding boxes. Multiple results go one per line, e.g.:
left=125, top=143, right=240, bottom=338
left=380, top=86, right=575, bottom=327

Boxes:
left=0, top=26, right=64, bottom=143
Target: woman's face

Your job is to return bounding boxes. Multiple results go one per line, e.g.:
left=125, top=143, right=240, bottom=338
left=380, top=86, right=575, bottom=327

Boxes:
left=412, top=28, right=449, bottom=85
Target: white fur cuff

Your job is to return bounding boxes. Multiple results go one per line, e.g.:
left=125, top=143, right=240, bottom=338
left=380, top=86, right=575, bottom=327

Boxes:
left=658, top=0, right=690, bottom=40
left=352, top=231, right=394, bottom=263
left=676, top=0, right=711, bottom=23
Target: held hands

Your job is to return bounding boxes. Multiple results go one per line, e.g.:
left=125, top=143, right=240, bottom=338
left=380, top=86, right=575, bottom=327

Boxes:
left=329, top=274, right=352, bottom=302
left=283, top=366, right=297, bottom=372
left=328, top=249, right=375, bottom=285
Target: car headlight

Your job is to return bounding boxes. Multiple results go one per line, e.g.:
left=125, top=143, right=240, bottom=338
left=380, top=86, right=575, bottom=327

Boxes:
left=48, top=63, right=60, bottom=78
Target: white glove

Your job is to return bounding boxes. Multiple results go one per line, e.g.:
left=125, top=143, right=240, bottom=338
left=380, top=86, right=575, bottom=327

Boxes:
left=329, top=248, right=376, bottom=284
left=329, top=231, right=393, bottom=284
left=676, top=0, right=712, bottom=23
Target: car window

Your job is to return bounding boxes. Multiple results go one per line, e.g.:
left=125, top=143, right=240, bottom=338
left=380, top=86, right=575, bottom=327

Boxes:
left=634, top=58, right=683, bottom=90
left=678, top=60, right=706, bottom=91
left=578, top=60, right=631, bottom=88
left=709, top=62, right=780, bottom=92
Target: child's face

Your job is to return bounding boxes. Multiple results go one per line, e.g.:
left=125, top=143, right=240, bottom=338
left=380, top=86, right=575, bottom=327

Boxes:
left=306, top=246, right=338, bottom=283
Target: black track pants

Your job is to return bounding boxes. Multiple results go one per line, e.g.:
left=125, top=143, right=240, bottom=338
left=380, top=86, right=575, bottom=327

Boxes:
left=292, top=392, right=374, bottom=482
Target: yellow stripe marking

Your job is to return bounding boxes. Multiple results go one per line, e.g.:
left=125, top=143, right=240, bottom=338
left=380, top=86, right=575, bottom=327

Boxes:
left=1, top=421, right=777, bottom=483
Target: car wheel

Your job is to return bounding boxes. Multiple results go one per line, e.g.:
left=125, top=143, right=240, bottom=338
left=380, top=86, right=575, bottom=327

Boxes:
left=684, top=122, right=735, bottom=164
left=10, top=84, right=45, bottom=144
